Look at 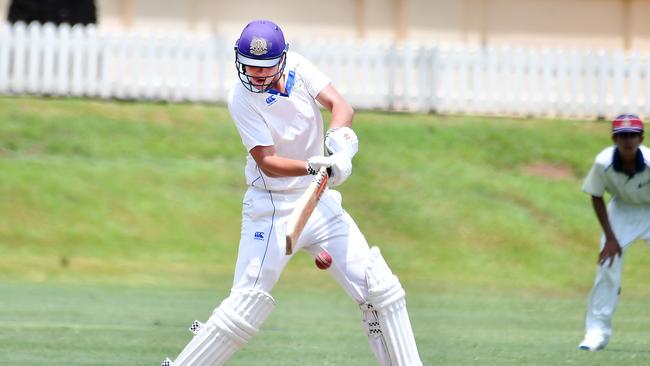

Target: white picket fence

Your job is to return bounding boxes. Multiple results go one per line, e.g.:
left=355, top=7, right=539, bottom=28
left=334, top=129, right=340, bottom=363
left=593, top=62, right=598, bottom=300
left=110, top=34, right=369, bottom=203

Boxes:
left=2, top=21, right=650, bottom=119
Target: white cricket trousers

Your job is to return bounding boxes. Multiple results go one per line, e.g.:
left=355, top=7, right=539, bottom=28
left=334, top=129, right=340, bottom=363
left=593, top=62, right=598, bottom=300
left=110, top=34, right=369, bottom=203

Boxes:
left=584, top=200, right=650, bottom=339
left=231, top=186, right=372, bottom=303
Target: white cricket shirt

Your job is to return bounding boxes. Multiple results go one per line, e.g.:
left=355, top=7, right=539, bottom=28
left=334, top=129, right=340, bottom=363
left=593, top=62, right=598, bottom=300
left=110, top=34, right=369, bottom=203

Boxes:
left=228, top=51, right=331, bottom=191
left=583, top=145, right=650, bottom=204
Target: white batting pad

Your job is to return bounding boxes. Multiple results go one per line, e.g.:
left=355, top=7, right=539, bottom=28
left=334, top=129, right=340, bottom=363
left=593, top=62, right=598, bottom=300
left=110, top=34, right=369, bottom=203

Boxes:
left=169, top=289, right=276, bottom=366
left=362, top=246, right=422, bottom=366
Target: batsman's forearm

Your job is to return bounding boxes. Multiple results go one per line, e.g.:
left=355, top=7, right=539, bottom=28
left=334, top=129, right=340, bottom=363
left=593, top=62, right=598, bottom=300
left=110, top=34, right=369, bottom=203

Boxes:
left=329, top=102, right=354, bottom=129
left=258, top=155, right=309, bottom=177
left=592, top=196, right=616, bottom=241
left=315, top=84, right=354, bottom=129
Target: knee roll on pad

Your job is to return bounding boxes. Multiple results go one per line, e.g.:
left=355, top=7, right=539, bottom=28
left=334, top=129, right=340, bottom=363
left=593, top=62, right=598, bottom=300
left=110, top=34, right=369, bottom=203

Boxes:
left=361, top=246, right=422, bottom=366
left=169, top=289, right=275, bottom=366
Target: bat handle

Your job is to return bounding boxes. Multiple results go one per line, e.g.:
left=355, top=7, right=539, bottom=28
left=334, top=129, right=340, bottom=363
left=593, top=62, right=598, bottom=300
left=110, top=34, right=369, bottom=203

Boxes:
left=285, top=236, right=294, bottom=255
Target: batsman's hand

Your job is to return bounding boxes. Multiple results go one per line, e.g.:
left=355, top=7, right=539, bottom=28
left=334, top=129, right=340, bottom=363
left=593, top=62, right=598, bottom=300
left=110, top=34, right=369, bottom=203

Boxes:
left=307, top=153, right=352, bottom=186
left=325, top=127, right=359, bottom=160
left=599, top=238, right=622, bottom=267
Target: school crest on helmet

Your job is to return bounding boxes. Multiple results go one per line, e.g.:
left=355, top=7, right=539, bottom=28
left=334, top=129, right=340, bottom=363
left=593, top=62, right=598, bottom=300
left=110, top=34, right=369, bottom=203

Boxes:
left=249, top=37, right=269, bottom=56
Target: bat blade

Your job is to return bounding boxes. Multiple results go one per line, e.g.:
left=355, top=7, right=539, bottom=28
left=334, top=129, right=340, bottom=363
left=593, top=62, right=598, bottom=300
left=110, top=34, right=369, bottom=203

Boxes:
left=285, top=167, right=329, bottom=255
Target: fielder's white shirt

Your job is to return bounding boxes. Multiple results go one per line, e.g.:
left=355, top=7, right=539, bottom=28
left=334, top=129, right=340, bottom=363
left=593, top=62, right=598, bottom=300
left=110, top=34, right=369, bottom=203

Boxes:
left=228, top=51, right=331, bottom=191
left=583, top=145, right=650, bottom=204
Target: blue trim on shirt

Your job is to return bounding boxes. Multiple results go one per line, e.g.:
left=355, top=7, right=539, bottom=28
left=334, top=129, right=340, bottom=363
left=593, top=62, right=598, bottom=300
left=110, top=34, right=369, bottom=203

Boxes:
left=267, top=70, right=295, bottom=97
left=612, top=148, right=647, bottom=178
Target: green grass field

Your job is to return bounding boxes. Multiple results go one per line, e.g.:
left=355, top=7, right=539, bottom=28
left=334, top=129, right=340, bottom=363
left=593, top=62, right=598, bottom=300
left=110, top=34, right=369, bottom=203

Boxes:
left=1, top=96, right=650, bottom=365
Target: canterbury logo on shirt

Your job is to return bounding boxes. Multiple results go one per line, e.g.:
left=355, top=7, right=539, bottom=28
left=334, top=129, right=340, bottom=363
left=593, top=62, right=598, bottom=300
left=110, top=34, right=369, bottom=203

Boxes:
left=265, top=95, right=277, bottom=106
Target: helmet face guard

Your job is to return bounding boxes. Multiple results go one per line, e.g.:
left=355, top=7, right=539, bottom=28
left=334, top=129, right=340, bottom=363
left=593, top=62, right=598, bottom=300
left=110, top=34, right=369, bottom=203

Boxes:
left=235, top=52, right=287, bottom=93
left=234, top=20, right=289, bottom=93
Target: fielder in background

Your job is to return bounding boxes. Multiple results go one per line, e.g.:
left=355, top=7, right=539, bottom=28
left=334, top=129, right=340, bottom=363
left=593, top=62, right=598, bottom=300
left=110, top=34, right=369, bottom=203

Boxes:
left=161, top=19, right=422, bottom=366
left=578, top=114, right=650, bottom=351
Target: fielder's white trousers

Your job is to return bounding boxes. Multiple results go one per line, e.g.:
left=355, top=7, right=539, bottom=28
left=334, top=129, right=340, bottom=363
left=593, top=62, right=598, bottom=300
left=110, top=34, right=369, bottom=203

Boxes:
left=584, top=200, right=650, bottom=339
left=232, top=186, right=372, bottom=303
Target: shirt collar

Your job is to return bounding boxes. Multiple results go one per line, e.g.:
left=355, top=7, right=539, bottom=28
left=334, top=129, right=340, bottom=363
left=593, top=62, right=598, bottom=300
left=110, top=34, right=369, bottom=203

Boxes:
left=612, top=147, right=647, bottom=177
left=266, top=70, right=295, bottom=97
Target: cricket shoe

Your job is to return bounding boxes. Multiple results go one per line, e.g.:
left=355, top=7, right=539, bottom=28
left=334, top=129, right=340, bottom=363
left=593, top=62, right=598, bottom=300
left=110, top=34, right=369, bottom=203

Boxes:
left=578, top=334, right=608, bottom=351
left=161, top=357, right=174, bottom=366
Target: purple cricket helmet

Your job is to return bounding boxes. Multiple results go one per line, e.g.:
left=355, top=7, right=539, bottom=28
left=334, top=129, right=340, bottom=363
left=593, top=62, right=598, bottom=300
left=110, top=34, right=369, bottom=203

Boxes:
left=234, top=20, right=289, bottom=92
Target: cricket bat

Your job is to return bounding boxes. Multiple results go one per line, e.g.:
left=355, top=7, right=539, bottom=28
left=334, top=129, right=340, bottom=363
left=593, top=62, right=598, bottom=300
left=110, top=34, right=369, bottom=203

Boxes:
left=285, top=166, right=329, bottom=255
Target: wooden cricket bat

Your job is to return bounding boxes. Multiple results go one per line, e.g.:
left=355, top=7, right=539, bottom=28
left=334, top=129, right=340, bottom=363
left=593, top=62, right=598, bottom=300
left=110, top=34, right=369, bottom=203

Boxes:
left=285, top=167, right=329, bottom=255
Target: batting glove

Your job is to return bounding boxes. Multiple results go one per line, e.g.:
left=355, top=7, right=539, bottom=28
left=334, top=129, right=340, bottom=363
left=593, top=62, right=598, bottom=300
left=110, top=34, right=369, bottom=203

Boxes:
left=325, top=127, right=359, bottom=160
left=307, top=153, right=352, bottom=186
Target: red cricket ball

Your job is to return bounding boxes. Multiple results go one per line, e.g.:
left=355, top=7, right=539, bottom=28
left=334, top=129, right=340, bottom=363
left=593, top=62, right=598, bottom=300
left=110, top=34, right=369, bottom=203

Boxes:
left=315, top=251, right=332, bottom=270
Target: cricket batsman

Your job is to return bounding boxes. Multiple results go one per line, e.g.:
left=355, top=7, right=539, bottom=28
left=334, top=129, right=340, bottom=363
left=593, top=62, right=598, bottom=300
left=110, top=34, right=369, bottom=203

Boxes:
left=578, top=114, right=650, bottom=351
left=161, top=19, right=423, bottom=365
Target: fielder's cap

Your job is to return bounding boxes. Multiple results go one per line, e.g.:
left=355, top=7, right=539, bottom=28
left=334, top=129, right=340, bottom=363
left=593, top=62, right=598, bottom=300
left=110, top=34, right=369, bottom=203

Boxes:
left=235, top=20, right=288, bottom=67
left=612, top=114, right=644, bottom=134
